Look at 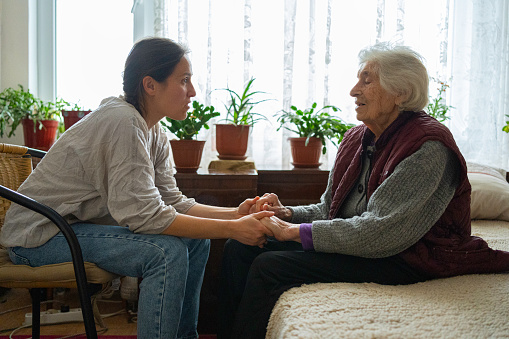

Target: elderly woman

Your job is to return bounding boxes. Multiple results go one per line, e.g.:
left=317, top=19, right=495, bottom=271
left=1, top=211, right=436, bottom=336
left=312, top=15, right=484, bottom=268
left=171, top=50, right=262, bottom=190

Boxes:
left=217, top=43, right=509, bottom=339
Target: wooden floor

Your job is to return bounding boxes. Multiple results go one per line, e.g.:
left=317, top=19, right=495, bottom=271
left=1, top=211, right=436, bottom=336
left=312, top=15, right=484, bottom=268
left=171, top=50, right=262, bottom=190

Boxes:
left=0, top=287, right=137, bottom=337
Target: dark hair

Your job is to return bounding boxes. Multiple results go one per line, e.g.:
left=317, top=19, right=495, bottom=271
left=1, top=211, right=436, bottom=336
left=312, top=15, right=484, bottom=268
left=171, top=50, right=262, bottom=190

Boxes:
left=123, top=37, right=188, bottom=114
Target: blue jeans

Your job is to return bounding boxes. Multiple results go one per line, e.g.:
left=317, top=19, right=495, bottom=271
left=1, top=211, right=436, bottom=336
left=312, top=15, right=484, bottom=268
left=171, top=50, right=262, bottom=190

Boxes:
left=8, top=223, right=210, bottom=339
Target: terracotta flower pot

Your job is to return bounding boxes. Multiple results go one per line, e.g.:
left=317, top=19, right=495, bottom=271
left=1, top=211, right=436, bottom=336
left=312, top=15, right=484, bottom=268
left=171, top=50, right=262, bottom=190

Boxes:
left=62, top=110, right=92, bottom=130
left=170, top=139, right=206, bottom=173
left=289, top=137, right=322, bottom=168
left=215, top=124, right=250, bottom=160
left=21, top=118, right=59, bottom=151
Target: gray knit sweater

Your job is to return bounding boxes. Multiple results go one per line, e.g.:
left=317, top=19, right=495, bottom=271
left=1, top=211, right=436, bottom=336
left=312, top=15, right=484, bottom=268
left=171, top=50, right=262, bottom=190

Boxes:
left=292, top=140, right=459, bottom=258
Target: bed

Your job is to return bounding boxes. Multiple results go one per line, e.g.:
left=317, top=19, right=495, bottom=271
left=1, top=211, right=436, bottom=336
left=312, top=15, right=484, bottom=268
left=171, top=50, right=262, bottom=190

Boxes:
left=266, top=163, right=509, bottom=338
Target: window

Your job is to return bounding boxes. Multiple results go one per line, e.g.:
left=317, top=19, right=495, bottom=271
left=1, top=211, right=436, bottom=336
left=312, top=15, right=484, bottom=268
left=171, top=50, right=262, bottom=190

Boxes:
left=56, top=0, right=133, bottom=110
left=149, top=0, right=509, bottom=170
left=43, top=0, right=509, bottom=170
left=151, top=0, right=454, bottom=169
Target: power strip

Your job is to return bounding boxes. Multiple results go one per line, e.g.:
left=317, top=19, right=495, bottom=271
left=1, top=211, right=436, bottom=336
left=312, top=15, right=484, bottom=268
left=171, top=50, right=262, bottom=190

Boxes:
left=23, top=308, right=84, bottom=325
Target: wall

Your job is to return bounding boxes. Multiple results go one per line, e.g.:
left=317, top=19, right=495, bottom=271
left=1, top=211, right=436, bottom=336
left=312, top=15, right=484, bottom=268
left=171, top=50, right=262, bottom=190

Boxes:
left=0, top=0, right=35, bottom=146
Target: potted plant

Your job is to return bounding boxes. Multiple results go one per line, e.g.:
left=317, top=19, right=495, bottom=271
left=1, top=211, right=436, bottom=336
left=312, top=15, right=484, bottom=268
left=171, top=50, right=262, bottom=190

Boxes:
left=22, top=98, right=66, bottom=151
left=0, top=85, right=64, bottom=151
left=427, top=77, right=453, bottom=123
left=276, top=102, right=355, bottom=168
left=161, top=101, right=220, bottom=173
left=215, top=77, right=269, bottom=160
left=0, top=85, right=38, bottom=139
left=62, top=102, right=92, bottom=130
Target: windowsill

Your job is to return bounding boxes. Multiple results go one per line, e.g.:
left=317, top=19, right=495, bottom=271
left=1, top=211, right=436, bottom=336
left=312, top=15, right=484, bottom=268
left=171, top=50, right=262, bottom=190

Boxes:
left=180, top=164, right=330, bottom=176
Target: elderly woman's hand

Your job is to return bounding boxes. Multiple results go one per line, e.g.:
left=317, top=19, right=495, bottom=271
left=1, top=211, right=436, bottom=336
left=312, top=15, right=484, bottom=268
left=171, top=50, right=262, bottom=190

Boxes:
left=260, top=216, right=301, bottom=243
left=252, top=193, right=293, bottom=221
left=232, top=211, right=275, bottom=248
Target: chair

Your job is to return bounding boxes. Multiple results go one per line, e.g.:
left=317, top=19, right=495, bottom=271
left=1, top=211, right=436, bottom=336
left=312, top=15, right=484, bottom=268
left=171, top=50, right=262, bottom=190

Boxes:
left=0, top=143, right=116, bottom=339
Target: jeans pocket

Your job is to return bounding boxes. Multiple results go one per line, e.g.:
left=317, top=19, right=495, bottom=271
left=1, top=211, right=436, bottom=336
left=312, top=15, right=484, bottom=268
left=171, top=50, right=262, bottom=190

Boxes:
left=8, top=247, right=31, bottom=266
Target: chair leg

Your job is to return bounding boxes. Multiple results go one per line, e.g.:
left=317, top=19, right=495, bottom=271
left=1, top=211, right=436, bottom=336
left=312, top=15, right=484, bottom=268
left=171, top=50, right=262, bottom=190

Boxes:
left=29, top=288, right=41, bottom=339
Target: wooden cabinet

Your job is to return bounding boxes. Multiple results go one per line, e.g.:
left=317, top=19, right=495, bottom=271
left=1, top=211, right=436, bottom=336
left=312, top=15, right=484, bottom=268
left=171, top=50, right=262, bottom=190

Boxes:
left=175, top=169, right=258, bottom=207
left=174, top=168, right=329, bottom=335
left=257, top=169, right=329, bottom=206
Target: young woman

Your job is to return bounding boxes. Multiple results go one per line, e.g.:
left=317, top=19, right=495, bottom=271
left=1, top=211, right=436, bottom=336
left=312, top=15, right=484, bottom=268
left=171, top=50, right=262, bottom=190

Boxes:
left=1, top=37, right=274, bottom=339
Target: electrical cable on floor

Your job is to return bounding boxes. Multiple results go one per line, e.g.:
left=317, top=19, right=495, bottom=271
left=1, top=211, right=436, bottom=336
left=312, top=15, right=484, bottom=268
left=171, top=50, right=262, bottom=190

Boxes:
left=9, top=324, right=31, bottom=338
left=100, top=308, right=127, bottom=318
left=6, top=314, right=113, bottom=339
left=0, top=326, right=27, bottom=334
left=2, top=284, right=129, bottom=338
left=0, top=299, right=63, bottom=316
left=4, top=301, right=126, bottom=338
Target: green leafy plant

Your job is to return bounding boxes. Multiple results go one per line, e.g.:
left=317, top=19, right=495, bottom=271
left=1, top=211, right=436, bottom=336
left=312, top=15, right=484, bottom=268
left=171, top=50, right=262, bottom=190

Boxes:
left=502, top=115, right=509, bottom=133
left=427, top=77, right=453, bottom=123
left=161, top=101, right=220, bottom=140
left=33, top=97, right=69, bottom=134
left=64, top=102, right=90, bottom=111
left=276, top=102, right=356, bottom=154
left=219, top=77, right=270, bottom=126
left=0, top=85, right=39, bottom=137
left=34, top=97, right=68, bottom=120
left=0, top=85, right=90, bottom=138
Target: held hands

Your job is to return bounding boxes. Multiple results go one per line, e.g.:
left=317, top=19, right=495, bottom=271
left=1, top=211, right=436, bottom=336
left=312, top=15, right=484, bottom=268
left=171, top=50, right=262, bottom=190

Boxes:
left=260, top=216, right=301, bottom=243
left=235, top=193, right=296, bottom=246
left=233, top=210, right=275, bottom=248
left=237, top=196, right=261, bottom=216
left=237, top=193, right=292, bottom=221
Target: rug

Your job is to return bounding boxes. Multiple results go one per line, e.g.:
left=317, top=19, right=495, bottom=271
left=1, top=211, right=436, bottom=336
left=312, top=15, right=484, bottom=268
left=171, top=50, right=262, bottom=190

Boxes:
left=0, top=336, right=137, bottom=339
left=266, top=220, right=509, bottom=338
left=0, top=336, right=216, bottom=339
left=0, top=337, right=137, bottom=339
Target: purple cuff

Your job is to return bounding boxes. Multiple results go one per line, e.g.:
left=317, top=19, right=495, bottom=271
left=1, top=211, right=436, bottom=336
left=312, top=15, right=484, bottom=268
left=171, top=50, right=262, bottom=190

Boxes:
left=299, top=223, right=314, bottom=251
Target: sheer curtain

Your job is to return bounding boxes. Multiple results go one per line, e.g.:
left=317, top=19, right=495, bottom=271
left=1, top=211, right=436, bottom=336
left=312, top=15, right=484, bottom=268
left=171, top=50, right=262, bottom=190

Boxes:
left=448, top=0, right=509, bottom=170
left=146, top=0, right=509, bottom=170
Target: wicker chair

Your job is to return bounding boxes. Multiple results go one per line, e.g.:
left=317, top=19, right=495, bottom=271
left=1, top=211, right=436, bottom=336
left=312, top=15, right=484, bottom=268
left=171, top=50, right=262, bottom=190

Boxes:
left=0, top=143, right=116, bottom=339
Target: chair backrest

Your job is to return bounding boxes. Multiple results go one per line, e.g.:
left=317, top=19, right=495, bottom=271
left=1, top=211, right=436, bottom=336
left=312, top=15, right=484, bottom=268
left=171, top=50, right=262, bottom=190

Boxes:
left=0, top=144, right=32, bottom=229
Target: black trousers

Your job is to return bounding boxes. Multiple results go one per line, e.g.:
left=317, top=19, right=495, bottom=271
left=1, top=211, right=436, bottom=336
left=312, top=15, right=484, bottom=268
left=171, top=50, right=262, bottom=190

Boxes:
left=217, top=238, right=430, bottom=339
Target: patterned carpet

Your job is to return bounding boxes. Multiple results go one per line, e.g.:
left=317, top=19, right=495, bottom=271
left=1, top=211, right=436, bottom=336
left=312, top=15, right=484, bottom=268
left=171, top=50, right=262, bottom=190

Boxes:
left=0, top=336, right=216, bottom=339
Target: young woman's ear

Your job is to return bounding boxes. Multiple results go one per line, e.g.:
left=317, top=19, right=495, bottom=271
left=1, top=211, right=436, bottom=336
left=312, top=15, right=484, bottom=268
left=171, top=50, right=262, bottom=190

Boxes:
left=142, top=76, right=157, bottom=97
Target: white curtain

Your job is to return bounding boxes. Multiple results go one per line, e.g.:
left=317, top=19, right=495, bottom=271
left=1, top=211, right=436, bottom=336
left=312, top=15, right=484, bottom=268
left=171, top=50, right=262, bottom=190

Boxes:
left=148, top=0, right=509, bottom=170
left=448, top=0, right=509, bottom=170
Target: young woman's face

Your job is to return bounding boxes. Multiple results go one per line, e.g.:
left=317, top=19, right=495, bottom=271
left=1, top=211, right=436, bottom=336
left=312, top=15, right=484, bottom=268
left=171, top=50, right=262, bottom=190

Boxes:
left=157, top=56, right=196, bottom=121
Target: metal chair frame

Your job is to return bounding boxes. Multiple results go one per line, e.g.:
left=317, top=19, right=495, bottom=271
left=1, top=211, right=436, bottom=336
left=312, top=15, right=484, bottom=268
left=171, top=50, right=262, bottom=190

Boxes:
left=0, top=146, right=98, bottom=339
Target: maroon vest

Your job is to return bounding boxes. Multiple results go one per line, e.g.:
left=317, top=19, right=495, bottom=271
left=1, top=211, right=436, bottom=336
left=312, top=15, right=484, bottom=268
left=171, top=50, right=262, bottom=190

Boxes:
left=329, top=111, right=509, bottom=277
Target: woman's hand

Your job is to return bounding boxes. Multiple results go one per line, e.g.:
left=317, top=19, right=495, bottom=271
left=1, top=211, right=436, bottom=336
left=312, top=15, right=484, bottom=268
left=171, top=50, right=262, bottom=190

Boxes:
left=254, top=193, right=293, bottom=221
left=232, top=210, right=275, bottom=248
left=260, top=216, right=301, bottom=242
left=237, top=196, right=260, bottom=216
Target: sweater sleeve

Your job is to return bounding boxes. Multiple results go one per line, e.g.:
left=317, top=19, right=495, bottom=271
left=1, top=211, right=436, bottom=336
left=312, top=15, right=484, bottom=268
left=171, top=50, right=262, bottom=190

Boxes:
left=304, top=140, right=460, bottom=258
left=288, top=170, right=335, bottom=223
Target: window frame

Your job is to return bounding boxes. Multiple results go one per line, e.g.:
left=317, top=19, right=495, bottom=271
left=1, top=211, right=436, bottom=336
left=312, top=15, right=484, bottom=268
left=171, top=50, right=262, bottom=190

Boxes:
left=37, top=0, right=147, bottom=104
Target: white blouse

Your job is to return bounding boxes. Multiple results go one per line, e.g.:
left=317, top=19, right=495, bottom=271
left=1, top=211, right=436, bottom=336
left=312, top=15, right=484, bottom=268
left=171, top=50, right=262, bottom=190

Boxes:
left=0, top=96, right=196, bottom=248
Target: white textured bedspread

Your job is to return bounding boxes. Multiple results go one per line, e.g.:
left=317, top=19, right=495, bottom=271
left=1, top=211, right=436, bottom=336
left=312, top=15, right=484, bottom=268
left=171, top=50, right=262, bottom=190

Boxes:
left=266, top=220, right=509, bottom=339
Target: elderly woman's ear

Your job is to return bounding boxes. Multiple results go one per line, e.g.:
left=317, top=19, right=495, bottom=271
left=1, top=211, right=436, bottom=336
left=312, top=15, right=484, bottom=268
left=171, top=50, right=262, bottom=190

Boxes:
left=395, top=91, right=408, bottom=108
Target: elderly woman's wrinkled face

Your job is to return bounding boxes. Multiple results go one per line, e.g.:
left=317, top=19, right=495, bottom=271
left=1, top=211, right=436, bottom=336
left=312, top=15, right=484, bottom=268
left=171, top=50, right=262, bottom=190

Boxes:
left=350, top=62, right=401, bottom=137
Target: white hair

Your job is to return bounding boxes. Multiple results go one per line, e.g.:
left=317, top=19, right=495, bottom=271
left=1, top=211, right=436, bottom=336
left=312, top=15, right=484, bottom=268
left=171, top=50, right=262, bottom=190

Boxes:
left=358, top=42, right=429, bottom=112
